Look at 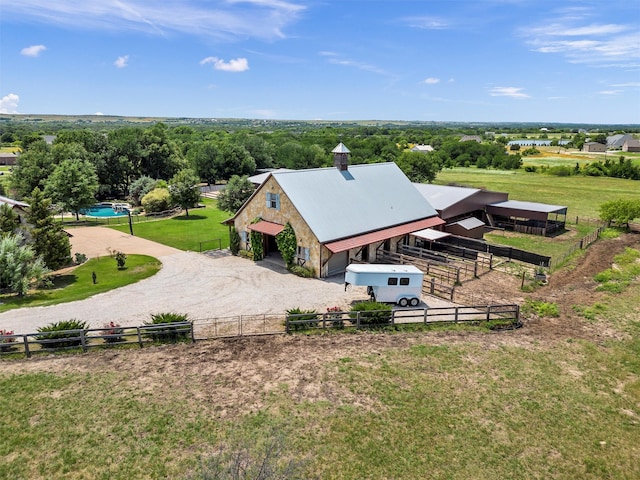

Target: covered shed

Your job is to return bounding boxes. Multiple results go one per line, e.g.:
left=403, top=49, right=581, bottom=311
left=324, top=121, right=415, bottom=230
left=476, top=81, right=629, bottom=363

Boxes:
left=486, top=200, right=567, bottom=236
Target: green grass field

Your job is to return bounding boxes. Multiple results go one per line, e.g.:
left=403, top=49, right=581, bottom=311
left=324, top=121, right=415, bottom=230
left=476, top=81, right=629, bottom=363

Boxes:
left=436, top=167, right=640, bottom=220
left=1, top=280, right=638, bottom=479
left=0, top=255, right=161, bottom=313
left=110, top=199, right=231, bottom=251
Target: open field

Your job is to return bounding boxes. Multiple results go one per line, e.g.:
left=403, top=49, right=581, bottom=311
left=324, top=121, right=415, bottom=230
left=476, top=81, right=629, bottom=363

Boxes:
left=1, top=233, right=639, bottom=479
left=436, top=168, right=640, bottom=220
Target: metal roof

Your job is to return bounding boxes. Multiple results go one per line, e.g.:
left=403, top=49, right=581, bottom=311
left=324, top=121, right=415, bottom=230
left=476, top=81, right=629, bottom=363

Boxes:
left=0, top=195, right=29, bottom=208
left=412, top=183, right=480, bottom=211
left=331, top=142, right=351, bottom=154
left=324, top=216, right=444, bottom=253
left=248, top=220, right=284, bottom=236
left=449, top=217, right=485, bottom=230
left=247, top=168, right=293, bottom=185
left=412, top=228, right=451, bottom=241
left=272, top=163, right=438, bottom=243
left=488, top=200, right=567, bottom=214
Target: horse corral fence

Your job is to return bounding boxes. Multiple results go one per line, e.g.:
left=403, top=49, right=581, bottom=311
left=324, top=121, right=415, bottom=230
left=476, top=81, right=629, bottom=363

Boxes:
left=1, top=305, right=521, bottom=359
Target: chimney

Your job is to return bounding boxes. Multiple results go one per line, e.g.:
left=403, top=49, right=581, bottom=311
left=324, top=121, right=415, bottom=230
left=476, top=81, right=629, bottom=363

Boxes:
left=331, top=142, right=350, bottom=171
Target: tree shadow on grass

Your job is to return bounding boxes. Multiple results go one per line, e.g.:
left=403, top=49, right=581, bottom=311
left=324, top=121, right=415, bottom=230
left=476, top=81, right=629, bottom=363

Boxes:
left=49, top=274, right=77, bottom=289
left=173, top=215, right=207, bottom=221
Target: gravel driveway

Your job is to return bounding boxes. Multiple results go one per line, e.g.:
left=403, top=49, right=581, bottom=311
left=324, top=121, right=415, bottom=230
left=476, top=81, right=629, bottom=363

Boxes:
left=0, top=227, right=369, bottom=333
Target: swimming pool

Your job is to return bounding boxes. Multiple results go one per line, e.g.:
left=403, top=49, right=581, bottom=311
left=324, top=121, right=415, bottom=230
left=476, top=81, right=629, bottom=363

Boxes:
left=82, top=203, right=130, bottom=218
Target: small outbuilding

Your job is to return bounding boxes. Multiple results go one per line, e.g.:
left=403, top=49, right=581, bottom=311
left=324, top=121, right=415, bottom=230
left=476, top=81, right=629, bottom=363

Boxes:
left=582, top=142, right=606, bottom=153
left=486, top=200, right=567, bottom=236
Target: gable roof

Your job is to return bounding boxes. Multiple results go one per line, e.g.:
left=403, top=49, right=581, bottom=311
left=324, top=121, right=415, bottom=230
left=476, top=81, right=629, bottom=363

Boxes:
left=270, top=162, right=438, bottom=243
left=412, top=183, right=480, bottom=211
left=0, top=195, right=29, bottom=209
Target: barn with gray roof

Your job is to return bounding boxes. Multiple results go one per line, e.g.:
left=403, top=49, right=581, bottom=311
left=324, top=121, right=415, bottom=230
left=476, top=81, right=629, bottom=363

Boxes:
left=226, top=145, right=443, bottom=277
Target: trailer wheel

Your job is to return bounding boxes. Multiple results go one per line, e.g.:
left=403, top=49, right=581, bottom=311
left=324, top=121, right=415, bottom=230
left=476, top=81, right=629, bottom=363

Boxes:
left=410, top=298, right=419, bottom=307
left=398, top=297, right=409, bottom=307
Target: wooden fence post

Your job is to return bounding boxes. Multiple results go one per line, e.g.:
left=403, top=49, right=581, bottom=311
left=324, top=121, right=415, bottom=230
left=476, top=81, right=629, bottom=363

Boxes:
left=137, top=327, right=143, bottom=348
left=80, top=330, right=88, bottom=353
left=23, top=335, right=31, bottom=358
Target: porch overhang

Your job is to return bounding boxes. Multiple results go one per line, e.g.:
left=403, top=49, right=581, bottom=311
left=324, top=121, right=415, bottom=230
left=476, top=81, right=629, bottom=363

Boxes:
left=324, top=216, right=445, bottom=253
left=247, top=220, right=285, bottom=236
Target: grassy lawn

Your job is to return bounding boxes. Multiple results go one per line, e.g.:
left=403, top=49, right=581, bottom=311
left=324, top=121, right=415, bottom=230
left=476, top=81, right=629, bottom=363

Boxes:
left=0, top=254, right=161, bottom=313
left=110, top=199, right=230, bottom=251
left=436, top=168, right=640, bottom=220
left=1, top=282, right=638, bottom=479
left=485, top=223, right=596, bottom=260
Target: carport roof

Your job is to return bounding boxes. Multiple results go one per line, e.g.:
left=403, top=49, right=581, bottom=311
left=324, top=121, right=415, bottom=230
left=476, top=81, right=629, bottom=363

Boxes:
left=324, top=216, right=445, bottom=253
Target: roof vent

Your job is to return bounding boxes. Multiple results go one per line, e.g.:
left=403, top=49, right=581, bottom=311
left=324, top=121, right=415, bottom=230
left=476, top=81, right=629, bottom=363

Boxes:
left=331, top=143, right=350, bottom=171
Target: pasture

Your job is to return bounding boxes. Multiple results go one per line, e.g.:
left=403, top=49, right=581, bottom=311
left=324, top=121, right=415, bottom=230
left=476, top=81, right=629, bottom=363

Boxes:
left=435, top=167, right=640, bottom=220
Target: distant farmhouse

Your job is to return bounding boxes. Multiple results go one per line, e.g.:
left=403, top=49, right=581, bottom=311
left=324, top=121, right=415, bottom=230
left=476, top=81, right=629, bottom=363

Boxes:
left=410, top=144, right=434, bottom=153
left=622, top=138, right=640, bottom=152
left=607, top=134, right=634, bottom=150
left=460, top=135, right=482, bottom=143
left=582, top=142, right=607, bottom=153
left=0, top=152, right=18, bottom=166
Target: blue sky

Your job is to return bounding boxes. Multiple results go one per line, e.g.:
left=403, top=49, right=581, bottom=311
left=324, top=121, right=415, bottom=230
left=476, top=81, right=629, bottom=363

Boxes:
left=1, top=0, right=639, bottom=123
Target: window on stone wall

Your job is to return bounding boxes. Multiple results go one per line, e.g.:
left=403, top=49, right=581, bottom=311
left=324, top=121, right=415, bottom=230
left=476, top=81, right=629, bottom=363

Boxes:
left=266, top=192, right=280, bottom=210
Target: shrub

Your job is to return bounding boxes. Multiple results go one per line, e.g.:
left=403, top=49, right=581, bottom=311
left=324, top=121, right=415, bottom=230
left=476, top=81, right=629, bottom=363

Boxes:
left=113, top=251, right=127, bottom=270
left=141, top=187, right=171, bottom=213
left=349, top=301, right=393, bottom=326
left=101, top=321, right=124, bottom=344
left=229, top=228, right=241, bottom=256
left=74, top=252, right=88, bottom=264
left=36, top=319, right=89, bottom=349
left=143, top=312, right=192, bottom=343
left=286, top=307, right=318, bottom=331
left=0, top=329, right=17, bottom=352
left=289, top=264, right=315, bottom=278
left=521, top=299, right=559, bottom=318
left=326, top=306, right=344, bottom=329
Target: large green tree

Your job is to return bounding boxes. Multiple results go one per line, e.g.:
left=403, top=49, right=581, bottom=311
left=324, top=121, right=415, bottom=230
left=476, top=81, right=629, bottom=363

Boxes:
left=169, top=169, right=201, bottom=217
left=45, top=158, right=99, bottom=220
left=0, top=203, right=19, bottom=236
left=395, top=151, right=442, bottom=183
left=9, top=140, right=55, bottom=198
left=218, top=142, right=256, bottom=180
left=188, top=141, right=222, bottom=185
left=599, top=198, right=640, bottom=228
left=27, top=188, right=71, bottom=270
left=216, top=175, right=255, bottom=213
left=0, top=233, right=49, bottom=296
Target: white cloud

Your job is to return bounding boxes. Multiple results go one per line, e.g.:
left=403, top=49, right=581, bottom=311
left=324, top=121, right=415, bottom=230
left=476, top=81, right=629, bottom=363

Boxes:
left=114, top=55, right=129, bottom=68
left=94, top=111, right=104, bottom=115
left=1, top=0, right=305, bottom=41
left=402, top=16, right=449, bottom=30
left=0, top=93, right=20, bottom=114
left=489, top=87, right=530, bottom=99
left=598, top=90, right=622, bottom=95
left=200, top=56, right=249, bottom=72
left=422, top=77, right=440, bottom=85
left=319, top=52, right=394, bottom=78
left=20, top=44, right=47, bottom=57
left=521, top=11, right=640, bottom=68
left=610, top=82, right=640, bottom=88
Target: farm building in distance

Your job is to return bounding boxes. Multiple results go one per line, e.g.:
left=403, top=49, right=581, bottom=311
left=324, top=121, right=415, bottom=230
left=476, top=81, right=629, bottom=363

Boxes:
left=582, top=142, right=607, bottom=153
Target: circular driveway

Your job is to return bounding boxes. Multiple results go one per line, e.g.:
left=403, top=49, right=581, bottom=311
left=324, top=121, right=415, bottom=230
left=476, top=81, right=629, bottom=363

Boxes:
left=0, top=227, right=369, bottom=334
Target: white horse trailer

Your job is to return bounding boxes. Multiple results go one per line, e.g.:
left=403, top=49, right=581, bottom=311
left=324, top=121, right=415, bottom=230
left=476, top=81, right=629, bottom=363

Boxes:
left=345, top=264, right=424, bottom=307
